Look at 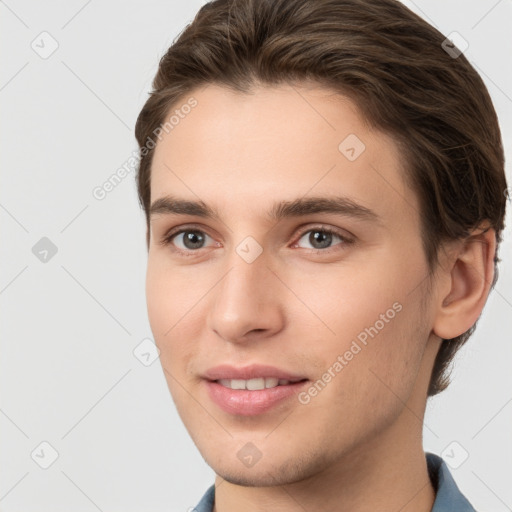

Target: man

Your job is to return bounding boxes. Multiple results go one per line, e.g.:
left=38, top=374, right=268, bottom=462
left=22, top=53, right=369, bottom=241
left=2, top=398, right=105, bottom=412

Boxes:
left=134, top=0, right=508, bottom=510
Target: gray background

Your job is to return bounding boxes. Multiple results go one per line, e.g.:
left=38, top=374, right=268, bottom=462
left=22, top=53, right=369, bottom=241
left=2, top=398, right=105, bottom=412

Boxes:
left=1, top=0, right=511, bottom=510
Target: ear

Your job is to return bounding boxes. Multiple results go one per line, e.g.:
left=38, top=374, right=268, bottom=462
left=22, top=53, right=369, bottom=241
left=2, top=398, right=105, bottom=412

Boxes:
left=432, top=224, right=496, bottom=340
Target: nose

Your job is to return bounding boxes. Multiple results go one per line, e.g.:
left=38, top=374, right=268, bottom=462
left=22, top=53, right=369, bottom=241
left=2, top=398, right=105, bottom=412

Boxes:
left=206, top=249, right=286, bottom=344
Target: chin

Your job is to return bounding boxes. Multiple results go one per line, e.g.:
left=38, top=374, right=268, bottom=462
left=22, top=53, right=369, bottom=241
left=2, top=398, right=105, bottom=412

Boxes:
left=217, top=470, right=280, bottom=487
left=204, top=445, right=330, bottom=488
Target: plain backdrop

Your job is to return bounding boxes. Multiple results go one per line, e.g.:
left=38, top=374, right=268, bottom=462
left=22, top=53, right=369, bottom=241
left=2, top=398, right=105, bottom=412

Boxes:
left=1, top=1, right=511, bottom=511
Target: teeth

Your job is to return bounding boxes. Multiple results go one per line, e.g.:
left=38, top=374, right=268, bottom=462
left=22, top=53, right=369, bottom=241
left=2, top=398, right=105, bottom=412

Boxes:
left=247, top=378, right=265, bottom=390
left=217, top=377, right=290, bottom=390
left=265, top=377, right=280, bottom=388
left=230, top=379, right=246, bottom=390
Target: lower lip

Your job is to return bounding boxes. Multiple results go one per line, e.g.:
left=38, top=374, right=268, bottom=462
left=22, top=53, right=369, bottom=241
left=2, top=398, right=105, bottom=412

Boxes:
left=204, top=380, right=309, bottom=416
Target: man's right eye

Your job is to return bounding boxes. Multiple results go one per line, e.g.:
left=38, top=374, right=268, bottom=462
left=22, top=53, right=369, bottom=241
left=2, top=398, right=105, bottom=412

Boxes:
left=161, top=228, right=217, bottom=254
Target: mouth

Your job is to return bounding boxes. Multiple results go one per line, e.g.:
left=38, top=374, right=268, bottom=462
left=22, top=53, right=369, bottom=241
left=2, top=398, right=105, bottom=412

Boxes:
left=203, top=363, right=308, bottom=383
left=202, top=365, right=310, bottom=416
left=215, top=377, right=307, bottom=390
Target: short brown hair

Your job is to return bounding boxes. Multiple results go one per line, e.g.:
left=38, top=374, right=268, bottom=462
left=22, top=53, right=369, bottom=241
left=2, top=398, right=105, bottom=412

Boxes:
left=135, top=0, right=508, bottom=396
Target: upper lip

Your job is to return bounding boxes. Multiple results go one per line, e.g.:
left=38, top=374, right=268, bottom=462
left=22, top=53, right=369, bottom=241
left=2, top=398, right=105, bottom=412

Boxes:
left=203, top=364, right=308, bottom=382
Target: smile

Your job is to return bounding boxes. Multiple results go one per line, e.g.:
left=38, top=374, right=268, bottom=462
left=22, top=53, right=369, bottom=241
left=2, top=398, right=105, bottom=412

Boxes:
left=216, top=377, right=302, bottom=390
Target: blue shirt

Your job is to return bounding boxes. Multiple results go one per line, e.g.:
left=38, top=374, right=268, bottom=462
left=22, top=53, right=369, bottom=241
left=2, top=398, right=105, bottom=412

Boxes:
left=192, top=452, right=477, bottom=511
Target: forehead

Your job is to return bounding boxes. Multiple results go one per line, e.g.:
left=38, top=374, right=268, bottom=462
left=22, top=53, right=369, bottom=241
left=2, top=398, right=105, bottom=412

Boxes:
left=149, top=83, right=417, bottom=225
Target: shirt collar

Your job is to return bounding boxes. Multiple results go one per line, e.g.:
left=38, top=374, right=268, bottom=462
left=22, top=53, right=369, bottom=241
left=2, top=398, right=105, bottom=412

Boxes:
left=193, top=452, right=476, bottom=512
left=426, top=451, right=476, bottom=512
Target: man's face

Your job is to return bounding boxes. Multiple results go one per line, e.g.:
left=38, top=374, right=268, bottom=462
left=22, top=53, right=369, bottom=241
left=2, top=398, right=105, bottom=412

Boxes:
left=146, top=83, right=439, bottom=485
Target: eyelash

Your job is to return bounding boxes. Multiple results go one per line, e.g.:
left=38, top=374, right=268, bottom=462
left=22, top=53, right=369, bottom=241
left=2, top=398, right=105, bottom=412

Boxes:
left=159, top=224, right=354, bottom=258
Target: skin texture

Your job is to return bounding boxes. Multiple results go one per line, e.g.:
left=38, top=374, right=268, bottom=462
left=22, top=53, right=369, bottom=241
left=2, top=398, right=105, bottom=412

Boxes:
left=145, top=83, right=496, bottom=512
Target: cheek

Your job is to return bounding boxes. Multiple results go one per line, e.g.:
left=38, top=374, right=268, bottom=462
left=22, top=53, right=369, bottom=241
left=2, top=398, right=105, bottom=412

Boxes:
left=296, top=308, right=427, bottom=453
left=290, top=256, right=428, bottom=404
left=285, top=257, right=404, bottom=341
left=145, top=260, right=201, bottom=378
left=145, top=255, right=202, bottom=337
left=336, top=297, right=427, bottom=419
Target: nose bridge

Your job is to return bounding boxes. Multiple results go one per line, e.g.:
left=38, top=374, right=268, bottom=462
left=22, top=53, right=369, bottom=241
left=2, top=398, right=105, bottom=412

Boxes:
left=220, top=241, right=273, bottom=309
left=207, top=239, right=284, bottom=341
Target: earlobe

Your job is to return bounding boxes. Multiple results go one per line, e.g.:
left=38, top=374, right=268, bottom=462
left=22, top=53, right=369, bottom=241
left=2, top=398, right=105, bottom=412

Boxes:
left=433, top=225, right=496, bottom=340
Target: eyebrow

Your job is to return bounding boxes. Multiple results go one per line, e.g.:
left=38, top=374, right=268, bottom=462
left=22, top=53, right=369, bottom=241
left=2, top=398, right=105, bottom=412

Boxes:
left=149, top=194, right=381, bottom=224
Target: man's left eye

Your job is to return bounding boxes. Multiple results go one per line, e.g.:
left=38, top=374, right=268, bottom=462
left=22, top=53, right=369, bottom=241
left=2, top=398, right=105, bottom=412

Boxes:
left=294, top=227, right=352, bottom=251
